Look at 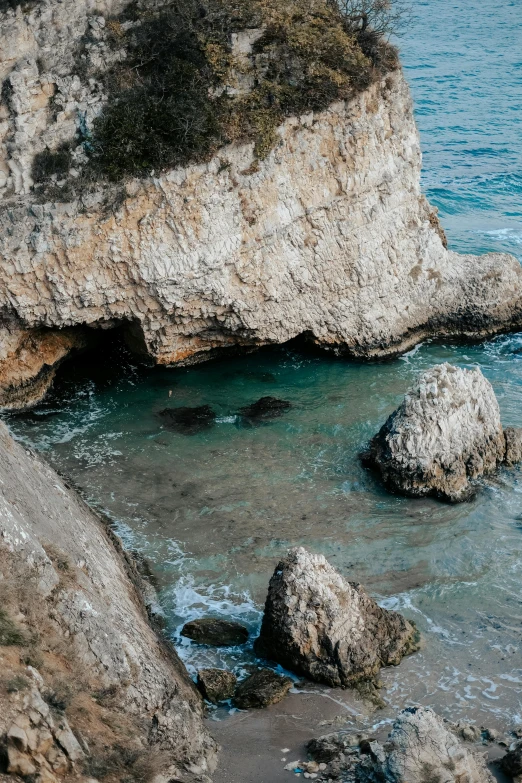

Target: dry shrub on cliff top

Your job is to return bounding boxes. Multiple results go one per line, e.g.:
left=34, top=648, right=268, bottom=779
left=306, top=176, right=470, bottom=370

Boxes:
left=88, top=0, right=403, bottom=181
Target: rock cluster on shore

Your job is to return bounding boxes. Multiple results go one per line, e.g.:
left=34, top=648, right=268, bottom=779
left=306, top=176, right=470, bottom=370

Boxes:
left=301, top=707, right=495, bottom=783
left=364, top=363, right=522, bottom=502
left=255, top=547, right=419, bottom=687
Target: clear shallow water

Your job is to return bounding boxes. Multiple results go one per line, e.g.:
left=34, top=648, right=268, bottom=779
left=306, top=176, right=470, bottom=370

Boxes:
left=5, top=0, right=522, bottom=731
left=7, top=336, right=522, bottom=727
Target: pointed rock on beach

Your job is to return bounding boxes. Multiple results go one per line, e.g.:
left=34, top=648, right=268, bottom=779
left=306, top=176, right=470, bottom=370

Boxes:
left=254, top=548, right=419, bottom=687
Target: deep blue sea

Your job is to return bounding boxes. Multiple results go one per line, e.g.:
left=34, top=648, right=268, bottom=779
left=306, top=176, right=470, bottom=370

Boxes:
left=400, top=0, right=522, bottom=258
left=6, top=0, right=522, bottom=732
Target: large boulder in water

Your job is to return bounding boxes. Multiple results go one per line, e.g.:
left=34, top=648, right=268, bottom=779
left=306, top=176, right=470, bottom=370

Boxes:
left=356, top=707, right=494, bottom=783
left=363, top=363, right=519, bottom=502
left=254, top=548, right=419, bottom=687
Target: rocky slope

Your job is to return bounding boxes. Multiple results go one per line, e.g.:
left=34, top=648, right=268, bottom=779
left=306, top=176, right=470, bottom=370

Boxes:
left=0, top=0, right=521, bottom=409
left=0, top=421, right=217, bottom=782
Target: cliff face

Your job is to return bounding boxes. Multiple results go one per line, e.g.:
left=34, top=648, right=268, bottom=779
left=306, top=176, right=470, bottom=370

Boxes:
left=0, top=2, right=521, bottom=410
left=0, top=421, right=218, bottom=781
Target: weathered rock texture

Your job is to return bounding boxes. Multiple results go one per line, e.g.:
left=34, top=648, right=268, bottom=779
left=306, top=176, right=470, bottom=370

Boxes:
left=254, top=547, right=419, bottom=687
left=0, top=314, right=88, bottom=410
left=232, top=669, right=293, bottom=710
left=0, top=421, right=217, bottom=781
left=504, top=426, right=522, bottom=467
left=0, top=0, right=521, bottom=409
left=364, top=363, right=522, bottom=502
left=306, top=707, right=495, bottom=783
left=197, top=669, right=237, bottom=704
left=356, top=707, right=494, bottom=783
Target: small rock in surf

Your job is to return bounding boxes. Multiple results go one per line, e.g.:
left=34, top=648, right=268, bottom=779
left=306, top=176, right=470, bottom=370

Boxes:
left=232, top=669, right=293, bottom=709
left=197, top=668, right=237, bottom=703
left=181, top=618, right=249, bottom=646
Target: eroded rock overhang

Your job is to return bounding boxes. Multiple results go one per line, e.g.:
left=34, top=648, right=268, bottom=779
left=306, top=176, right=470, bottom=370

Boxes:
left=1, top=48, right=521, bottom=408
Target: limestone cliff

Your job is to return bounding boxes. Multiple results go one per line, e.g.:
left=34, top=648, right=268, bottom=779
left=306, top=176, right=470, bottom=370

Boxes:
left=1, top=0, right=521, bottom=410
left=0, top=421, right=218, bottom=781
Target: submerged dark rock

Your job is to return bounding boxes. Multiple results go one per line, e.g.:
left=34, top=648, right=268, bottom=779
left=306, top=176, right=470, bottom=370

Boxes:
left=238, top=396, right=291, bottom=423
left=232, top=669, right=293, bottom=709
left=254, top=548, right=419, bottom=687
left=197, top=668, right=237, bottom=703
left=222, top=370, right=276, bottom=383
left=158, top=405, right=215, bottom=435
left=181, top=618, right=249, bottom=647
left=363, top=364, right=516, bottom=503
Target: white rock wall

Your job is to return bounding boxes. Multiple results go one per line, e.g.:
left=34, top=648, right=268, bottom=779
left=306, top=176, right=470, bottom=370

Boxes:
left=0, top=0, right=521, bottom=385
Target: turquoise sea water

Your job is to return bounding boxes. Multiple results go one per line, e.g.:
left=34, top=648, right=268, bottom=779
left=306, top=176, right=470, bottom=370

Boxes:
left=6, top=0, right=522, bottom=730
left=401, top=0, right=522, bottom=258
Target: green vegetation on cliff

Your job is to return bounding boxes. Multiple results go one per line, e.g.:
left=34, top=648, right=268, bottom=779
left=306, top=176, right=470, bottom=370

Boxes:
left=88, top=0, right=401, bottom=181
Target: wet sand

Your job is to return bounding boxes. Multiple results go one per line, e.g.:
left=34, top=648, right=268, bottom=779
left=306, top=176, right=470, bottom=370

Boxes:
left=209, top=688, right=375, bottom=783
left=208, top=688, right=509, bottom=783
